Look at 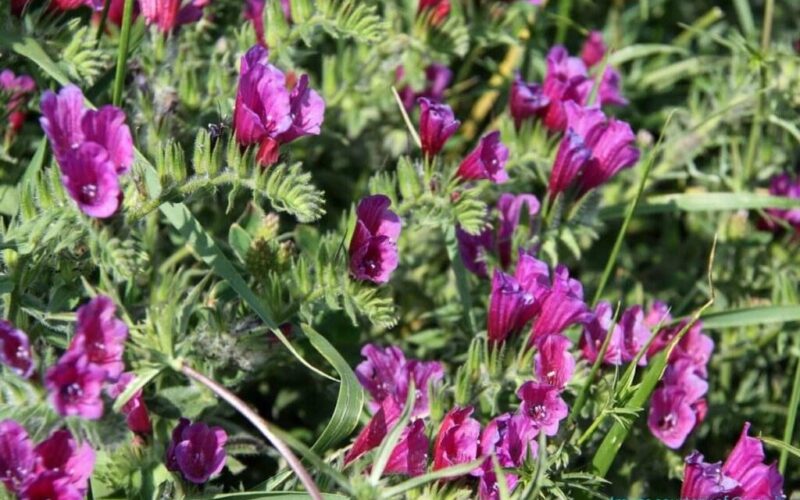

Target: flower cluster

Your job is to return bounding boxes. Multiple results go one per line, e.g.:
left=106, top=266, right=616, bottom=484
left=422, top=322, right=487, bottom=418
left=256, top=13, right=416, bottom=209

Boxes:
left=44, top=295, right=131, bottom=420
left=0, top=421, right=95, bottom=499
left=233, top=45, right=325, bottom=166
left=681, top=422, right=783, bottom=498
left=348, top=195, right=402, bottom=284
left=40, top=85, right=133, bottom=218
left=166, top=418, right=228, bottom=484
left=759, top=172, right=800, bottom=233
left=0, top=69, right=36, bottom=141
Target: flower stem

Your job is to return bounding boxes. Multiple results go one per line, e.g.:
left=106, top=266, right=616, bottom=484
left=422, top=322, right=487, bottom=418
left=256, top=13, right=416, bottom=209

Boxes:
left=779, top=341, right=800, bottom=474
left=179, top=363, right=323, bottom=500
left=112, top=0, right=135, bottom=106
left=743, top=0, right=774, bottom=182
left=94, top=0, right=111, bottom=43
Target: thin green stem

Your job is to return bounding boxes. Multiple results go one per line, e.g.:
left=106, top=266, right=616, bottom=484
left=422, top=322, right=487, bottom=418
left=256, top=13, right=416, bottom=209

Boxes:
left=94, top=0, right=111, bottom=43
left=112, top=0, right=135, bottom=106
left=779, top=344, right=800, bottom=474
left=743, top=0, right=774, bottom=182
left=554, top=0, right=572, bottom=44
left=179, top=363, right=323, bottom=500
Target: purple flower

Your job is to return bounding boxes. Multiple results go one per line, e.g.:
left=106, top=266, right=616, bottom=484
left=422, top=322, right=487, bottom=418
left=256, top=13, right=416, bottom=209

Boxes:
left=106, top=372, right=152, bottom=435
left=478, top=462, right=519, bottom=500
left=275, top=74, right=325, bottom=144
left=672, top=324, right=713, bottom=378
left=539, top=46, right=592, bottom=132
left=418, top=63, right=453, bottom=102
left=34, top=430, right=95, bottom=495
left=455, top=131, right=509, bottom=184
left=418, top=98, right=460, bottom=157
left=66, top=295, right=128, bottom=381
left=531, top=264, right=591, bottom=340
left=59, top=143, right=121, bottom=219
left=598, top=67, right=628, bottom=107
left=166, top=418, right=228, bottom=484
left=348, top=195, right=402, bottom=284
left=0, top=320, right=34, bottom=378
left=19, top=473, right=82, bottom=500
left=760, top=173, right=800, bottom=232
left=417, top=0, right=450, bottom=26
left=0, top=69, right=35, bottom=135
left=456, top=225, right=494, bottom=278
left=580, top=301, right=623, bottom=366
left=479, top=413, right=537, bottom=468
left=0, top=420, right=36, bottom=494
left=354, top=343, right=443, bottom=418
left=534, top=334, right=575, bottom=389
left=682, top=423, right=784, bottom=499
left=45, top=353, right=106, bottom=420
left=547, top=127, right=592, bottom=199
left=384, top=419, right=429, bottom=477
left=619, top=305, right=651, bottom=365
left=432, top=406, right=481, bottom=471
left=643, top=300, right=672, bottom=329
left=486, top=255, right=548, bottom=344
left=517, top=381, right=568, bottom=436
left=663, top=359, right=709, bottom=404
left=495, top=193, right=540, bottom=269
left=344, top=397, right=402, bottom=465
left=647, top=385, right=696, bottom=449
left=40, top=85, right=133, bottom=175
left=580, top=31, right=606, bottom=68
left=509, top=76, right=549, bottom=130
left=138, top=0, right=209, bottom=32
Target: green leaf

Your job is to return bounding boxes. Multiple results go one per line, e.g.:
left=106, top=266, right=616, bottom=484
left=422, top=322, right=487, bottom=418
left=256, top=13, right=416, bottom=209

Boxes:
left=2, top=35, right=71, bottom=85
left=369, top=381, right=415, bottom=483
left=607, top=44, right=690, bottom=66
left=761, top=436, right=800, bottom=460
left=111, top=367, right=163, bottom=412
left=599, top=193, right=800, bottom=219
left=301, top=324, right=364, bottom=453
left=700, top=306, right=800, bottom=329
left=228, top=224, right=253, bottom=264
left=381, top=459, right=485, bottom=498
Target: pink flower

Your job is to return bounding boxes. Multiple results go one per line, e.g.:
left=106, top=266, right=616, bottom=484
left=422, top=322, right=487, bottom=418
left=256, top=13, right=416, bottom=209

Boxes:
left=534, top=334, right=575, bottom=389
left=34, top=430, right=95, bottom=495
left=106, top=372, right=153, bottom=435
left=59, top=143, right=121, bottom=219
left=0, top=69, right=36, bottom=135
left=487, top=270, right=536, bottom=344
left=0, top=420, right=36, bottom=494
left=598, top=67, right=628, bottom=107
left=479, top=413, right=537, bottom=468
left=517, top=381, right=568, bottom=436
left=384, top=419, right=429, bottom=477
left=760, top=173, right=800, bottom=232
left=681, top=423, right=784, bottom=499
left=19, top=473, right=83, bottom=500
left=539, top=46, right=592, bottom=132
left=66, top=295, right=128, bottom=381
left=417, top=0, right=450, bottom=25
left=45, top=353, right=106, bottom=420
left=418, top=64, right=453, bottom=103
left=663, top=359, right=709, bottom=404
left=275, top=74, right=325, bottom=144
left=478, top=461, right=519, bottom=500
left=344, top=397, right=402, bottom=465
left=619, top=305, right=651, bottom=365
left=355, top=344, right=443, bottom=418
left=166, top=418, right=228, bottom=484
left=671, top=323, right=714, bottom=378
left=580, top=301, right=624, bottom=365
left=509, top=75, right=549, bottom=130
left=0, top=320, right=34, bottom=378
left=643, top=300, right=672, bottom=329
left=418, top=98, right=459, bottom=157
left=138, top=0, right=209, bottom=32
left=433, top=406, right=481, bottom=471
left=580, top=31, right=606, bottom=68
left=647, top=385, right=696, bottom=449
left=455, top=131, right=510, bottom=184
left=546, top=126, right=592, bottom=198
left=531, top=264, right=591, bottom=340
left=348, top=195, right=402, bottom=284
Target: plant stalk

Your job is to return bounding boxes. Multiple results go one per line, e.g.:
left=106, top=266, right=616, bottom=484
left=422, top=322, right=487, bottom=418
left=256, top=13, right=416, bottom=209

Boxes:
left=779, top=343, right=800, bottom=473
left=112, top=0, right=135, bottom=106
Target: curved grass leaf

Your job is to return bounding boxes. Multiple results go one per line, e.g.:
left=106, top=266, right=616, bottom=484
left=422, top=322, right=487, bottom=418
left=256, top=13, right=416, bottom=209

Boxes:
left=599, top=192, right=800, bottom=219
left=607, top=44, right=689, bottom=66
left=302, top=324, right=364, bottom=453
left=700, top=305, right=800, bottom=329
left=369, top=380, right=415, bottom=483
left=111, top=366, right=163, bottom=412
left=381, top=459, right=484, bottom=498
left=761, top=436, right=800, bottom=461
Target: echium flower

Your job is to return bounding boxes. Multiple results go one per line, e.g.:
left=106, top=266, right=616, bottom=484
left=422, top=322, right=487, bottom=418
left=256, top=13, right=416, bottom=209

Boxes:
left=45, top=353, right=107, bottom=420
left=681, top=422, right=784, bottom=499
left=538, top=46, right=592, bottom=132
left=418, top=98, right=459, bottom=157
left=580, top=301, right=624, bottom=365
left=166, top=418, right=228, bottom=484
left=531, top=264, right=591, bottom=341
left=516, top=381, right=568, bottom=436
left=0, top=420, right=37, bottom=494
left=138, top=0, right=210, bottom=33
left=455, top=131, right=509, bottom=184
left=486, top=253, right=549, bottom=343
left=40, top=85, right=133, bottom=218
left=355, top=343, right=443, bottom=417
left=476, top=413, right=536, bottom=500
left=233, top=45, right=325, bottom=166
left=509, top=75, right=549, bottom=131
left=348, top=195, right=402, bottom=284
left=433, top=406, right=481, bottom=471
left=66, top=295, right=129, bottom=381
left=547, top=102, right=639, bottom=200
left=534, top=334, right=575, bottom=389
left=578, top=31, right=628, bottom=107
left=0, top=69, right=35, bottom=138
left=0, top=320, right=34, bottom=378
left=647, top=385, right=697, bottom=449
left=107, top=372, right=153, bottom=435
left=759, top=172, right=800, bottom=232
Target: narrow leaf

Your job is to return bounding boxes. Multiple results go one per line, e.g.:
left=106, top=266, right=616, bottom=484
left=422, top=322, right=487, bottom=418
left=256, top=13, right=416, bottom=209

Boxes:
left=700, top=306, right=800, bottom=329
left=599, top=192, right=800, bottom=219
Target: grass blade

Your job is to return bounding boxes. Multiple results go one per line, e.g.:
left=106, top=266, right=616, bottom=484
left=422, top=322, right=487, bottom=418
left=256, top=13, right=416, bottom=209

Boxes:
left=599, top=192, right=800, bottom=220
left=111, top=366, right=163, bottom=412
left=112, top=0, right=135, bottom=106
left=369, top=381, right=415, bottom=483
left=699, top=305, right=800, bottom=329
left=381, top=459, right=484, bottom=498
left=779, top=344, right=800, bottom=473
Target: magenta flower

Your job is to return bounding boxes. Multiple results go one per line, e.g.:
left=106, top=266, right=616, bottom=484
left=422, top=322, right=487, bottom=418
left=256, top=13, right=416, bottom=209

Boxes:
left=418, top=63, right=453, bottom=102
left=546, top=126, right=592, bottom=199
left=455, top=131, right=509, bottom=184
left=0, top=320, right=34, bottom=378
left=34, top=430, right=95, bottom=495
left=580, top=31, right=606, bottom=68
left=245, top=0, right=291, bottom=45
left=647, top=385, right=696, bottom=449
left=275, top=74, right=326, bottom=144
left=495, top=193, right=540, bottom=270
left=539, top=46, right=592, bottom=132
left=643, top=300, right=672, bottom=329
left=106, top=372, right=153, bottom=435
left=138, top=0, right=209, bottom=32
left=40, top=85, right=133, bottom=175
left=681, top=423, right=784, bottom=499
left=456, top=226, right=494, bottom=278
left=60, top=143, right=121, bottom=219
left=19, top=472, right=83, bottom=500
left=517, top=381, right=568, bottom=436
left=45, top=353, right=106, bottom=420
left=348, top=195, right=402, bottom=284
left=344, top=397, right=402, bottom=465
left=417, top=0, right=450, bottom=26
left=580, top=301, right=623, bottom=366
left=648, top=317, right=699, bottom=359
left=0, top=420, right=36, bottom=494
left=531, top=265, right=591, bottom=340
left=418, top=98, right=460, bottom=157
left=534, top=334, right=575, bottom=389
left=433, top=406, right=481, bottom=471
left=166, top=418, right=228, bottom=484
left=0, top=69, right=35, bottom=135
left=66, top=295, right=128, bottom=381
left=619, top=305, right=651, bottom=365
left=478, top=461, right=519, bottom=500
left=479, top=413, right=537, bottom=468
left=384, top=419, right=429, bottom=477
left=672, top=324, right=714, bottom=378
left=760, top=173, right=800, bottom=232
left=487, top=270, right=536, bottom=344
left=355, top=343, right=443, bottom=418
left=663, top=359, right=709, bottom=404
left=509, top=76, right=549, bottom=130
left=598, top=68, right=628, bottom=107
